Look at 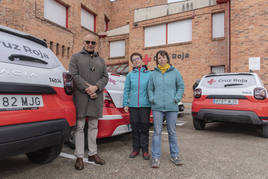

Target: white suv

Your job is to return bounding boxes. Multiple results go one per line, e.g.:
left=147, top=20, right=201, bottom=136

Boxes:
left=0, top=25, right=76, bottom=163
left=192, top=72, right=268, bottom=138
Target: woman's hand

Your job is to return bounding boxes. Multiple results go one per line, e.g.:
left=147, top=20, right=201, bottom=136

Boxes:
left=124, top=106, right=129, bottom=113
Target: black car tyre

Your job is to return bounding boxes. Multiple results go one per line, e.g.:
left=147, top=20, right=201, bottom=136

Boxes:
left=65, top=127, right=76, bottom=149
left=65, top=123, right=88, bottom=149
left=262, top=124, right=268, bottom=138
left=26, top=143, right=63, bottom=164
left=193, top=117, right=206, bottom=130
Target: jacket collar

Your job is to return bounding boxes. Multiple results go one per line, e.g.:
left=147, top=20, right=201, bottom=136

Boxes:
left=80, top=48, right=99, bottom=57
left=133, top=66, right=149, bottom=73
left=154, top=65, right=174, bottom=73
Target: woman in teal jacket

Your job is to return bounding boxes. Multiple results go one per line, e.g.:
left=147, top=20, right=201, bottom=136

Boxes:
left=123, top=52, right=151, bottom=160
left=148, top=50, right=184, bottom=168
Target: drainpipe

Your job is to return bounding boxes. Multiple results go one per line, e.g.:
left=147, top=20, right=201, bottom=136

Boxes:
left=217, top=0, right=231, bottom=72
left=228, top=0, right=231, bottom=72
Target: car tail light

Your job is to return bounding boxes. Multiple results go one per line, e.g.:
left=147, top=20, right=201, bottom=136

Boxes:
left=194, top=88, right=202, bottom=98
left=104, top=90, right=116, bottom=108
left=63, top=72, right=73, bottom=95
left=254, top=88, right=266, bottom=100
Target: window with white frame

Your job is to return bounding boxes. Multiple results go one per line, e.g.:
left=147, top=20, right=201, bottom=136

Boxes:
left=110, top=40, right=125, bottom=58
left=144, top=19, right=192, bottom=47
left=44, top=0, right=68, bottom=28
left=168, top=19, right=192, bottom=44
left=81, top=8, right=95, bottom=32
left=144, top=24, right=166, bottom=47
left=212, top=12, right=225, bottom=39
left=168, top=0, right=185, bottom=3
left=211, top=66, right=225, bottom=73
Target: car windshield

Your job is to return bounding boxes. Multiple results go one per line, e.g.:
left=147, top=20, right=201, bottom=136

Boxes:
left=0, top=31, right=61, bottom=69
left=201, top=74, right=257, bottom=88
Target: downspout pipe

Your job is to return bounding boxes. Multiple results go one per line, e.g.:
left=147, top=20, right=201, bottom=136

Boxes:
left=228, top=0, right=231, bottom=72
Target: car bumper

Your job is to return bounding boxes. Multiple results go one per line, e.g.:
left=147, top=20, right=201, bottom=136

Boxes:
left=0, top=119, right=70, bottom=158
left=192, top=109, right=268, bottom=125
left=97, top=114, right=131, bottom=138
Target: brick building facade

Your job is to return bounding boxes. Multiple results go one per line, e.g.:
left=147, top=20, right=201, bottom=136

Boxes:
left=0, top=0, right=267, bottom=102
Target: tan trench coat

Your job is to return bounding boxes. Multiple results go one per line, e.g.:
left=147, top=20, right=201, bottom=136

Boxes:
left=69, top=49, right=108, bottom=118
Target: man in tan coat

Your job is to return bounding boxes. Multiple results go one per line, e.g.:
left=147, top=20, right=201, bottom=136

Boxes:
left=69, top=34, right=108, bottom=170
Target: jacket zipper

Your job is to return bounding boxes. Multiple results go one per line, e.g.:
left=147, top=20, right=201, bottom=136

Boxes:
left=162, top=72, right=166, bottom=110
left=138, top=68, right=141, bottom=107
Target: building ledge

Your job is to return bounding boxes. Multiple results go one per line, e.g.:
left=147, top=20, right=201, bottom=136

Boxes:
left=134, top=0, right=217, bottom=23
left=143, top=41, right=192, bottom=50
left=106, top=25, right=129, bottom=37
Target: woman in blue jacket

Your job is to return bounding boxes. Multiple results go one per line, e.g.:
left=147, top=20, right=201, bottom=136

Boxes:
left=148, top=50, right=184, bottom=168
left=123, top=52, right=151, bottom=160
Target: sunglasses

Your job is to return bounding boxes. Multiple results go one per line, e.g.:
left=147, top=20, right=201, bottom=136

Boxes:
left=85, top=41, right=96, bottom=45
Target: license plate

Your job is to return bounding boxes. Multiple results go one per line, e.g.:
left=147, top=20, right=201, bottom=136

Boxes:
left=0, top=95, right=44, bottom=110
left=213, top=99, right=238, bottom=105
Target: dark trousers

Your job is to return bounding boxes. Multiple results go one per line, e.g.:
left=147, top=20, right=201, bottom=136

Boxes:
left=129, top=107, right=151, bottom=153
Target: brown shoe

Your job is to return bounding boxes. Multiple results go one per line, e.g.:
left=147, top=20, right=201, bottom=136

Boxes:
left=88, top=154, right=105, bottom=165
left=75, top=158, right=84, bottom=170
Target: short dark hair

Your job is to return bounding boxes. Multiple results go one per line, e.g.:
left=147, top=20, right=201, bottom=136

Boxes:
left=130, top=52, right=142, bottom=63
left=155, top=50, right=170, bottom=65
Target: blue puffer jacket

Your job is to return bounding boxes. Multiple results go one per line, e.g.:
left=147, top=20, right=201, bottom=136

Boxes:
left=148, top=66, right=184, bottom=111
left=123, top=67, right=151, bottom=107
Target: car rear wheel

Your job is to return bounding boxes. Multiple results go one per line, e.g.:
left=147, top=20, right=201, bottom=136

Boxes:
left=193, top=118, right=206, bottom=130
left=65, top=123, right=88, bottom=150
left=26, top=143, right=63, bottom=164
left=65, top=127, right=76, bottom=149
left=262, top=124, right=268, bottom=138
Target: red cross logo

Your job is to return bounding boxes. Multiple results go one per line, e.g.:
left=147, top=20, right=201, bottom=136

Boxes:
left=208, top=79, right=216, bottom=85
left=142, top=54, right=151, bottom=65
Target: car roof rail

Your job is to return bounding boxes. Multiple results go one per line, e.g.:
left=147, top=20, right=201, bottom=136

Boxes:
left=0, top=25, right=47, bottom=48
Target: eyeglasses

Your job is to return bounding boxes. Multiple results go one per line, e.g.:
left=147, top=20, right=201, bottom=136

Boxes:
left=132, top=57, right=141, bottom=62
left=85, top=41, right=96, bottom=45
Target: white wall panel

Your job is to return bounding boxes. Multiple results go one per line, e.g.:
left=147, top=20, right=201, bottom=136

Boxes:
left=81, top=8, right=94, bottom=32
left=168, top=19, right=192, bottom=44
left=110, top=40, right=125, bottom=58
left=44, top=0, right=66, bottom=27
left=168, top=0, right=185, bottom=3
left=144, top=24, right=166, bottom=47
left=212, top=66, right=225, bottom=73
left=213, top=12, right=225, bottom=38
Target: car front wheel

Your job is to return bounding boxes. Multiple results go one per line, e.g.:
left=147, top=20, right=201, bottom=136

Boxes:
left=26, top=143, right=63, bottom=164
left=193, top=118, right=206, bottom=130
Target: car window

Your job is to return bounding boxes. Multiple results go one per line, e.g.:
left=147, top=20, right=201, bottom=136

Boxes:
left=201, top=74, right=257, bottom=88
left=0, top=31, right=61, bottom=69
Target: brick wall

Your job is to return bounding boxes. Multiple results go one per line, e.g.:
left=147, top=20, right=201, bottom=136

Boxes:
left=0, top=0, right=24, bottom=30
left=0, top=0, right=112, bottom=68
left=103, top=0, right=167, bottom=66
left=129, top=4, right=228, bottom=102
left=231, top=0, right=268, bottom=88
left=109, top=0, right=166, bottom=29
left=1, top=0, right=267, bottom=102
